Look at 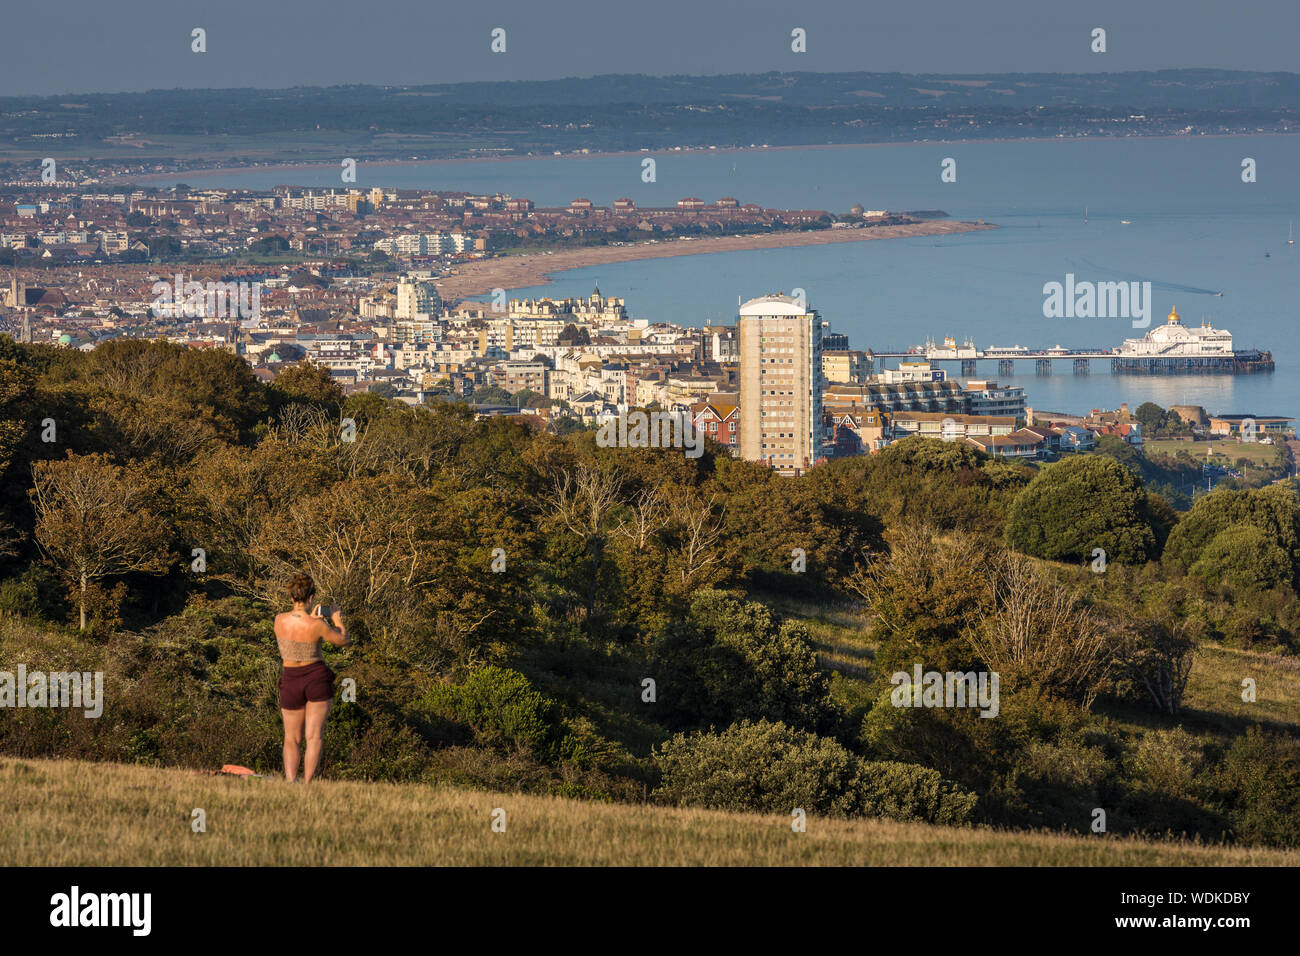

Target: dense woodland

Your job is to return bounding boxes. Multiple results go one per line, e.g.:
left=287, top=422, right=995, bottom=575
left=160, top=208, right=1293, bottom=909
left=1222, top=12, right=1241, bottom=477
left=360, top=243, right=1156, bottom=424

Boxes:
left=0, top=337, right=1297, bottom=847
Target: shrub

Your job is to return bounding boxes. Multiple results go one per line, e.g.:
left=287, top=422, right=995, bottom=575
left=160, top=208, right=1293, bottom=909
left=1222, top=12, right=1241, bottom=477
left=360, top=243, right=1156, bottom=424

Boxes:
left=1112, top=617, right=1195, bottom=715
left=1005, top=455, right=1157, bottom=564
left=1111, top=727, right=1227, bottom=839
left=1214, top=727, right=1300, bottom=848
left=1190, top=524, right=1292, bottom=592
left=654, top=719, right=868, bottom=816
left=0, top=563, right=65, bottom=621
left=1219, top=610, right=1266, bottom=649
left=654, top=718, right=976, bottom=824
left=649, top=590, right=840, bottom=733
left=856, top=760, right=978, bottom=826
left=325, top=710, right=430, bottom=782
left=1128, top=728, right=1204, bottom=799
left=423, top=666, right=556, bottom=756
left=1001, top=735, right=1117, bottom=831
left=963, top=552, right=1111, bottom=706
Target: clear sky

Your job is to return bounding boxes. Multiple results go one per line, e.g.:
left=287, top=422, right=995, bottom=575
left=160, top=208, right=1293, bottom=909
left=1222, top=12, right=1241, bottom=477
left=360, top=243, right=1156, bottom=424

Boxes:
left=3, top=0, right=1298, bottom=96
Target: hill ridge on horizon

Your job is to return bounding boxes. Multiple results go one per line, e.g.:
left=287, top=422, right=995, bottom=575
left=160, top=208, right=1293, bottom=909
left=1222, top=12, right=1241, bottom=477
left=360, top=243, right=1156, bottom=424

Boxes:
left=8, top=67, right=1300, bottom=106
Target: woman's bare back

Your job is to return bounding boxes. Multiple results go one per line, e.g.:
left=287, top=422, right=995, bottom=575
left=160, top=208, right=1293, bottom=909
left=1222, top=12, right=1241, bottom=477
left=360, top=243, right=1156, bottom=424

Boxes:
left=275, top=609, right=323, bottom=641
left=275, top=610, right=326, bottom=664
left=275, top=607, right=349, bottom=664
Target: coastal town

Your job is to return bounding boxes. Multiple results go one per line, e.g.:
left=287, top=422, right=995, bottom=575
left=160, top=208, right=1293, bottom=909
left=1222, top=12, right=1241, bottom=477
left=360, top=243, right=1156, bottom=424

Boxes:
left=5, top=3, right=1300, bottom=901
left=0, top=183, right=1290, bottom=480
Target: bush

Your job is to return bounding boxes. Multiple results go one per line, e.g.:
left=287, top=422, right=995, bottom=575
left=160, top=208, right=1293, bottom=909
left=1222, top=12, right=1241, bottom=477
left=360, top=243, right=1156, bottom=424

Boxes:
left=1214, top=727, right=1300, bottom=848
left=655, top=719, right=864, bottom=816
left=856, top=760, right=978, bottom=825
left=1129, top=728, right=1204, bottom=799
left=1110, top=727, right=1226, bottom=839
left=1163, top=484, right=1300, bottom=586
left=649, top=590, right=840, bottom=733
left=1005, top=455, right=1157, bottom=564
left=423, top=666, right=557, bottom=756
left=1219, top=610, right=1266, bottom=648
left=1001, top=735, right=1118, bottom=831
left=1190, top=524, right=1292, bottom=592
left=324, top=708, right=430, bottom=782
left=654, top=718, right=975, bottom=824
left=1112, top=618, right=1196, bottom=715
left=0, top=564, right=65, bottom=621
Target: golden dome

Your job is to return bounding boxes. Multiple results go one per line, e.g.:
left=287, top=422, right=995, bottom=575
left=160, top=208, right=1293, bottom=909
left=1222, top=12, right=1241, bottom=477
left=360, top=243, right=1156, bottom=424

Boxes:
left=1167, top=306, right=1180, bottom=324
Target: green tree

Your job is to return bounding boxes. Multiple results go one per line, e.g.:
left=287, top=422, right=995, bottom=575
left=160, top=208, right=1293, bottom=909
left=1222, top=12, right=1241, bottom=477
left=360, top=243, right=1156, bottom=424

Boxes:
left=469, top=386, right=514, bottom=406
left=271, top=361, right=344, bottom=411
left=30, top=453, right=170, bottom=629
left=1190, top=524, right=1292, bottom=592
left=1163, top=484, right=1300, bottom=586
left=845, top=526, right=991, bottom=676
left=1005, top=455, right=1157, bottom=564
left=1133, top=402, right=1167, bottom=434
left=649, top=590, right=840, bottom=733
left=557, top=323, right=590, bottom=346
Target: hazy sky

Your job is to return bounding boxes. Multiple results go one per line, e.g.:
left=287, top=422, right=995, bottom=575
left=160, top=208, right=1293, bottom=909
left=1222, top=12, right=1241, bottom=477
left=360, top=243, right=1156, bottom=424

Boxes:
left=3, top=0, right=1298, bottom=95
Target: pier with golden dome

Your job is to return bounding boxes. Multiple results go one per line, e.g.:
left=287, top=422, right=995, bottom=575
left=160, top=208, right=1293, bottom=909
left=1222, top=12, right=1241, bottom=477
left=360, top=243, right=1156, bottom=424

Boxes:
left=1111, top=306, right=1274, bottom=374
left=870, top=307, right=1273, bottom=376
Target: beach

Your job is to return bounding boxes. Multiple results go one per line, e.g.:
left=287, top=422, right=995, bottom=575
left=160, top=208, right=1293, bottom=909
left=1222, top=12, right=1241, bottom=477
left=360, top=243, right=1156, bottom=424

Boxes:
left=435, top=219, right=994, bottom=301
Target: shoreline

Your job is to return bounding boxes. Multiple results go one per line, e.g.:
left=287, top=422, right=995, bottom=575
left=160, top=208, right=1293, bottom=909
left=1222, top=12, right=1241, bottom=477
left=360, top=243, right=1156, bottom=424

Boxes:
left=434, top=220, right=995, bottom=301
left=118, top=131, right=1300, bottom=186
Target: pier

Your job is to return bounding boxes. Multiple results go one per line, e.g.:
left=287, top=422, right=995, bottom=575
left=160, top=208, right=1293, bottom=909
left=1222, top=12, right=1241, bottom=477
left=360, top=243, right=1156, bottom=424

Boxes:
left=872, top=343, right=1118, bottom=376
left=870, top=343, right=1274, bottom=375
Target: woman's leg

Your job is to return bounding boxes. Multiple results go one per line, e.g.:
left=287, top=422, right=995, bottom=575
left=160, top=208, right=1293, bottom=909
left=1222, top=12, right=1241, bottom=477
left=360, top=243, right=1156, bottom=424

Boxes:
left=282, top=708, right=306, bottom=781
left=303, top=699, right=331, bottom=782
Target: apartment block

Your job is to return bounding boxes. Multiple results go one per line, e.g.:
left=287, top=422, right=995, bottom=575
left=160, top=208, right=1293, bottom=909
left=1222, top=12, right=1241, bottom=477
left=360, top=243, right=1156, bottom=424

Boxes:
left=738, top=294, right=823, bottom=475
left=822, top=349, right=871, bottom=384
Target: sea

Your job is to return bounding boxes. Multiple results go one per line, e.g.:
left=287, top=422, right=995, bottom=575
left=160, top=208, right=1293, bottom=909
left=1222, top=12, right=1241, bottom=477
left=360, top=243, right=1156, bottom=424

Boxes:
left=143, top=135, right=1300, bottom=419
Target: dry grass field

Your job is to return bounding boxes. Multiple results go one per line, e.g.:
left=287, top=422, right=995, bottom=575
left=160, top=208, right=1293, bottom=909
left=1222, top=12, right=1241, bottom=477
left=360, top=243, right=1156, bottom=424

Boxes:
left=3, top=757, right=1296, bottom=866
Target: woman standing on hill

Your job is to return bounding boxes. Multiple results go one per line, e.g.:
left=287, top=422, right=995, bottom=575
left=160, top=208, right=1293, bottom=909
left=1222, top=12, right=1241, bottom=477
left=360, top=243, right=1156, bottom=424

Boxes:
left=274, top=573, right=350, bottom=783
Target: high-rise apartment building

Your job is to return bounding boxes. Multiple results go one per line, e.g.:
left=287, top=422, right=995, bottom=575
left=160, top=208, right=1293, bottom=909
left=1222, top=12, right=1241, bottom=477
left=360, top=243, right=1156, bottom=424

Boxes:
left=738, top=294, right=823, bottom=475
left=395, top=275, right=440, bottom=319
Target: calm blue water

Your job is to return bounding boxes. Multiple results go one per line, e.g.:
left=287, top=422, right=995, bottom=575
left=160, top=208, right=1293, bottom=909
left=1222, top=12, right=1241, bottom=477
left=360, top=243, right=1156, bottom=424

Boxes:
left=146, top=137, right=1300, bottom=417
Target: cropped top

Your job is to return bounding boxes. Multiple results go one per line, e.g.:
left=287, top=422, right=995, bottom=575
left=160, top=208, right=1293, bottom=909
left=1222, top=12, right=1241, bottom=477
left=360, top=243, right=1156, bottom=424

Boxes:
left=277, top=634, right=323, bottom=663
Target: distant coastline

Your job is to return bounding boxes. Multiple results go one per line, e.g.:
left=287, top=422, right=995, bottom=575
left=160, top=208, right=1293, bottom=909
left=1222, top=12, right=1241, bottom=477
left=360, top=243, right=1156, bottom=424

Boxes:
left=435, top=220, right=995, bottom=302
left=121, top=131, right=1300, bottom=187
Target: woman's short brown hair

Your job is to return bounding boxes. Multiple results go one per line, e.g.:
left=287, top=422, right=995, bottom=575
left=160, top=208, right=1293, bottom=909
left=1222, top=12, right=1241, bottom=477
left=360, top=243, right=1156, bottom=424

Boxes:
left=287, top=573, right=316, bottom=604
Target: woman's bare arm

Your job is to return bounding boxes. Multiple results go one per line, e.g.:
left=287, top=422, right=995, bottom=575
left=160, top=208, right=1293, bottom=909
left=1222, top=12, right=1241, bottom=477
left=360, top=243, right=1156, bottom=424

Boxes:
left=318, top=607, right=350, bottom=647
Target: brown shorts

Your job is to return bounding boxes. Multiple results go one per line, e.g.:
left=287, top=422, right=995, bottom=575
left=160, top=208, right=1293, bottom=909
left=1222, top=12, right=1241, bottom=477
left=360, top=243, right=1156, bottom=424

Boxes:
left=279, top=662, right=335, bottom=710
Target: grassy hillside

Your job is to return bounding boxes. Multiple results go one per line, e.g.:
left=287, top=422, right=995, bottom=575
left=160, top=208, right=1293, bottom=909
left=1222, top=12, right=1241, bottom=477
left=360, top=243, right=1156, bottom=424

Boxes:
left=3, top=757, right=1296, bottom=867
left=777, top=594, right=1300, bottom=738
